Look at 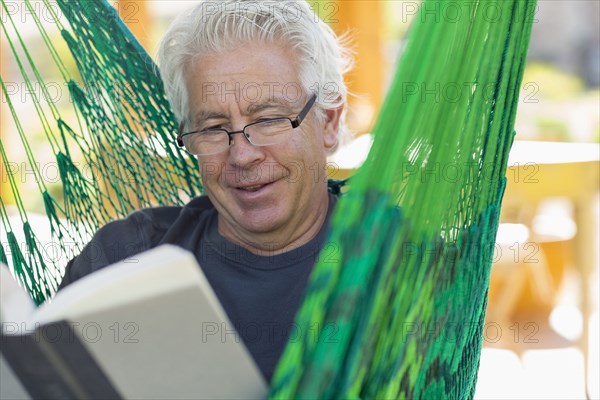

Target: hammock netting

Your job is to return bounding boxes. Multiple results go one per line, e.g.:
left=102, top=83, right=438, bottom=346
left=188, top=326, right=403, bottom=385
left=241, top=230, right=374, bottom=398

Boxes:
left=0, top=0, right=535, bottom=398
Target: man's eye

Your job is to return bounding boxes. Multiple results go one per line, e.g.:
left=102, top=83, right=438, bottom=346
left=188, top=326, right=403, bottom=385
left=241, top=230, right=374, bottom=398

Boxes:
left=202, top=125, right=223, bottom=131
left=201, top=129, right=224, bottom=136
left=259, top=119, right=283, bottom=125
left=256, top=116, right=284, bottom=123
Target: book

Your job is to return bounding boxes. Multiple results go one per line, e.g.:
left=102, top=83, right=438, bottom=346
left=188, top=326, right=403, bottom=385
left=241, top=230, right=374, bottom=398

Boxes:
left=0, top=245, right=268, bottom=399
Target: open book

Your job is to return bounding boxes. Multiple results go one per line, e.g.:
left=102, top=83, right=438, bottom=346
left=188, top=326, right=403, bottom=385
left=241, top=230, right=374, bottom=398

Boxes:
left=0, top=245, right=268, bottom=399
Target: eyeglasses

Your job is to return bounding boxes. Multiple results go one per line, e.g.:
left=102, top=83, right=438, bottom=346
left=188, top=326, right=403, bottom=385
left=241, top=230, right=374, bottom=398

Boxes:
left=177, top=94, right=317, bottom=156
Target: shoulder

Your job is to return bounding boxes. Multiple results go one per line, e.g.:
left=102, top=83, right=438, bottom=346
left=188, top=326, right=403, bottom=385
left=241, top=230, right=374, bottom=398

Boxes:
left=128, top=195, right=214, bottom=232
left=58, top=196, right=214, bottom=289
left=86, top=196, right=213, bottom=249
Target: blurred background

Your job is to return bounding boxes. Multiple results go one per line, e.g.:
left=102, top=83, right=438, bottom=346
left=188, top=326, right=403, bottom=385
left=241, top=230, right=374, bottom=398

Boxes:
left=1, top=1, right=599, bottom=398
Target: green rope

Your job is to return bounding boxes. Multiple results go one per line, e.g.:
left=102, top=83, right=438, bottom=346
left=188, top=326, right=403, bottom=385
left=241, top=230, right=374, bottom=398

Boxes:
left=269, top=0, right=536, bottom=398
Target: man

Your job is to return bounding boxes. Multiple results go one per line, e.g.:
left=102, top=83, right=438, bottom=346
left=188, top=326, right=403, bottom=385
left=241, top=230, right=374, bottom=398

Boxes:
left=58, top=0, right=351, bottom=382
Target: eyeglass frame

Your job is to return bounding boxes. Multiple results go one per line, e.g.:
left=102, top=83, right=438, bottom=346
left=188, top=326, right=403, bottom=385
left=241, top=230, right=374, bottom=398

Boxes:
left=176, top=93, right=318, bottom=155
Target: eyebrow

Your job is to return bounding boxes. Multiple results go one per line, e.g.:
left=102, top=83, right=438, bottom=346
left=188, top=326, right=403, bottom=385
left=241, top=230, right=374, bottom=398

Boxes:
left=192, top=110, right=227, bottom=124
left=193, top=98, right=294, bottom=125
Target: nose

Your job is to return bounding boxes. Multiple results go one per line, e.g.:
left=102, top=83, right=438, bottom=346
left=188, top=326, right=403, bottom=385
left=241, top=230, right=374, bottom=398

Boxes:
left=227, top=129, right=265, bottom=168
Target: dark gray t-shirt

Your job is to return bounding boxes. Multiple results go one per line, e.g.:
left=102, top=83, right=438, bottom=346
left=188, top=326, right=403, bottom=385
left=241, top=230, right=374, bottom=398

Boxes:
left=58, top=193, right=338, bottom=382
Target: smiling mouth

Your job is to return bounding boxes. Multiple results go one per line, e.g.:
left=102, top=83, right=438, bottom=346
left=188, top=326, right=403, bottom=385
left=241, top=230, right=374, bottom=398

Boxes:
left=238, top=184, right=265, bottom=192
left=236, top=181, right=275, bottom=192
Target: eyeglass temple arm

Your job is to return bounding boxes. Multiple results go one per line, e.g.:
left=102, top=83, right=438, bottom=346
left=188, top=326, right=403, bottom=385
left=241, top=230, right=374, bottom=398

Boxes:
left=177, top=122, right=185, bottom=147
left=291, top=94, right=317, bottom=128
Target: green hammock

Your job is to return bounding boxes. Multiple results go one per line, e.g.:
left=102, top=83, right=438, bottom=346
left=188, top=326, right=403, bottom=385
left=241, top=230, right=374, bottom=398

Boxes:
left=0, top=0, right=535, bottom=398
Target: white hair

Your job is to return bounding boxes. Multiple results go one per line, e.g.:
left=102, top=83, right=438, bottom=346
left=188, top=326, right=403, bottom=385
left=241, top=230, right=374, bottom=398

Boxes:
left=156, top=0, right=353, bottom=140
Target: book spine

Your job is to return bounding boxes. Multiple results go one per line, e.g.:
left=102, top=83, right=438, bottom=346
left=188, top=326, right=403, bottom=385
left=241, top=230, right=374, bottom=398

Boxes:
left=45, top=321, right=122, bottom=399
left=1, top=327, right=78, bottom=399
left=1, top=321, right=122, bottom=399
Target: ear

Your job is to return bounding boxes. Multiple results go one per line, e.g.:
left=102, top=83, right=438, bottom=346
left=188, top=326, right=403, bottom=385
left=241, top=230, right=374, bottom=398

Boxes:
left=322, top=105, right=343, bottom=151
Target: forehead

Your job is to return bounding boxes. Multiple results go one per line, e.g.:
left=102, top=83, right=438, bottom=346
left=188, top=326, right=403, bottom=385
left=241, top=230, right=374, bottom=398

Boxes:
left=185, top=42, right=304, bottom=108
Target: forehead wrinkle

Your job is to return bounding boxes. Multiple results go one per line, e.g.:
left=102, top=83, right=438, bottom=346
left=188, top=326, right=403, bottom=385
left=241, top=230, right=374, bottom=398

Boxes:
left=191, top=96, right=295, bottom=125
left=246, top=98, right=293, bottom=115
left=193, top=110, right=227, bottom=124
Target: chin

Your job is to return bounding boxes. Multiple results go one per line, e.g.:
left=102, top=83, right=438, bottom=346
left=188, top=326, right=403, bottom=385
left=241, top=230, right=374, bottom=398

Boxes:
left=236, top=212, right=286, bottom=234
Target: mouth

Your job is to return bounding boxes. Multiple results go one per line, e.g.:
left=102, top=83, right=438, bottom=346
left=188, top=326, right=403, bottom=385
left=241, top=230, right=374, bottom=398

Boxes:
left=234, top=180, right=277, bottom=193
left=237, top=183, right=267, bottom=192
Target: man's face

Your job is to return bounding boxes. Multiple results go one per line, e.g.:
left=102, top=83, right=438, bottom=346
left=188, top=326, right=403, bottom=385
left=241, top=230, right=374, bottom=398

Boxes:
left=185, top=43, right=339, bottom=251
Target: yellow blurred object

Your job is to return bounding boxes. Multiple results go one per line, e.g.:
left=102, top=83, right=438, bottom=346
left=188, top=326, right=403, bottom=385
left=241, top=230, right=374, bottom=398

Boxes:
left=495, top=141, right=599, bottom=395
left=329, top=138, right=599, bottom=394
left=517, top=240, right=572, bottom=315
left=330, top=0, right=385, bottom=134
left=486, top=237, right=573, bottom=337
left=522, top=63, right=585, bottom=100
left=116, top=1, right=152, bottom=50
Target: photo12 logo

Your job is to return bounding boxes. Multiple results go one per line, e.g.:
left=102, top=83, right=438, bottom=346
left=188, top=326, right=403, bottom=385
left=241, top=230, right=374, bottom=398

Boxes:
left=198, top=1, right=339, bottom=24
left=0, top=1, right=141, bottom=25
left=399, top=1, right=539, bottom=24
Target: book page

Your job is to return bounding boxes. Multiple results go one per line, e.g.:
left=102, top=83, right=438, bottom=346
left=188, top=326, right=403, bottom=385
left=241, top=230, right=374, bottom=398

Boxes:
left=25, top=245, right=268, bottom=399
left=32, top=245, right=216, bottom=325
left=0, top=264, right=36, bottom=334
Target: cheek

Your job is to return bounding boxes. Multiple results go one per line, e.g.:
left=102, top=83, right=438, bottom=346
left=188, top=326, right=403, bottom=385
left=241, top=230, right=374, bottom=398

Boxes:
left=199, top=159, right=224, bottom=185
left=295, top=130, right=327, bottom=168
left=290, top=124, right=323, bottom=155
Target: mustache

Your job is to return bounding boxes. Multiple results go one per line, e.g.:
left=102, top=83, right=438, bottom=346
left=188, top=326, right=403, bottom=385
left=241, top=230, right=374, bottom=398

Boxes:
left=199, top=161, right=299, bottom=184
